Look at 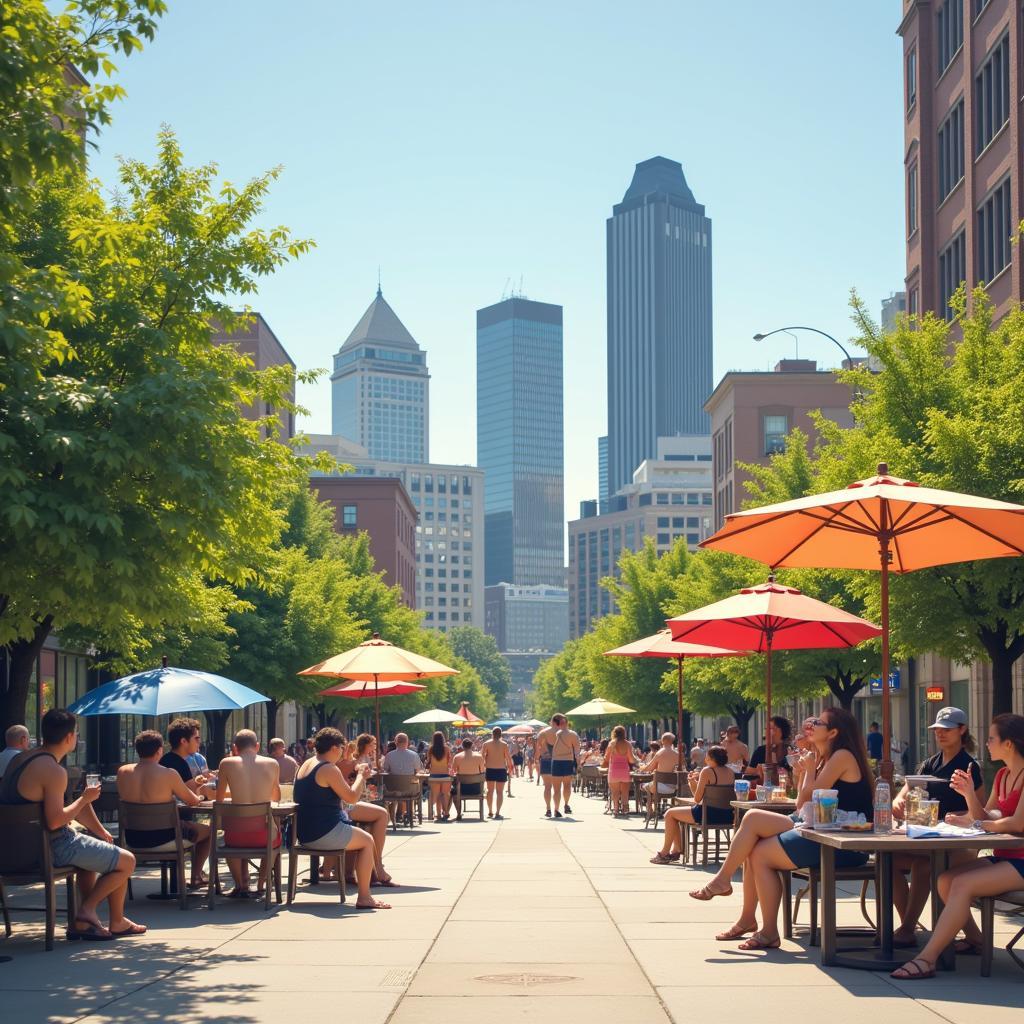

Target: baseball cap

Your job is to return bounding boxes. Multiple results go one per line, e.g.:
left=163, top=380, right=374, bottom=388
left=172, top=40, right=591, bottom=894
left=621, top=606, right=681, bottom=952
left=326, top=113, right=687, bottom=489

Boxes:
left=928, top=707, right=967, bottom=729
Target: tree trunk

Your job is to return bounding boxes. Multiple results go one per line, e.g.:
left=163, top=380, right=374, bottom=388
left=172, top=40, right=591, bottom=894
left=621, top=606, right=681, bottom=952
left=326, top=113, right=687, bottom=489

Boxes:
left=729, top=704, right=756, bottom=744
left=0, top=616, right=54, bottom=734
left=265, top=698, right=279, bottom=740
left=976, top=621, right=1024, bottom=717
left=824, top=668, right=866, bottom=711
left=203, top=709, right=233, bottom=768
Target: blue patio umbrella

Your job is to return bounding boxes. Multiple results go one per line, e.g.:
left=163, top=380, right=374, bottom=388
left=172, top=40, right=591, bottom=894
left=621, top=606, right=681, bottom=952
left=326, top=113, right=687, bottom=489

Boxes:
left=485, top=719, right=522, bottom=730
left=68, top=663, right=269, bottom=717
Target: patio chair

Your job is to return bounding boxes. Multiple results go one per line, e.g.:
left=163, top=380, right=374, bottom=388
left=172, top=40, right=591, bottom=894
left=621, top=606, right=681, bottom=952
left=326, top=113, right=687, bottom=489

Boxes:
left=452, top=773, right=486, bottom=821
left=287, top=844, right=346, bottom=905
left=580, top=764, right=602, bottom=797
left=978, top=888, right=1024, bottom=977
left=643, top=771, right=679, bottom=829
left=208, top=802, right=282, bottom=912
left=0, top=803, right=78, bottom=951
left=780, top=859, right=878, bottom=946
left=382, top=773, right=423, bottom=830
left=119, top=800, right=193, bottom=910
left=685, top=784, right=736, bottom=866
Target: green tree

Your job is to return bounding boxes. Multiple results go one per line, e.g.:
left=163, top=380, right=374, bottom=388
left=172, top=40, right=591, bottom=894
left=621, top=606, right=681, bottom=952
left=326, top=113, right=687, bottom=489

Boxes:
left=446, top=625, right=511, bottom=704
left=0, top=134, right=314, bottom=730
left=530, top=639, right=589, bottom=722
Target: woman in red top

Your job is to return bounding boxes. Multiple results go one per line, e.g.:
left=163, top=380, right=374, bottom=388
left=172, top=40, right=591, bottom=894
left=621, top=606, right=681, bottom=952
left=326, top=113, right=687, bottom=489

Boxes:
left=892, top=713, right=1024, bottom=980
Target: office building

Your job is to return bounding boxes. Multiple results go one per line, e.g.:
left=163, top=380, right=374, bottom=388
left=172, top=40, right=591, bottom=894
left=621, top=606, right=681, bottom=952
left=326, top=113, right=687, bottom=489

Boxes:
left=881, top=291, right=907, bottom=333
left=606, top=156, right=713, bottom=495
left=330, top=288, right=429, bottom=463
left=899, top=1, right=1023, bottom=321
left=476, top=297, right=564, bottom=587
left=298, top=434, right=485, bottom=631
left=704, top=359, right=855, bottom=532
left=598, top=435, right=609, bottom=512
left=568, top=436, right=713, bottom=637
left=484, top=583, right=569, bottom=654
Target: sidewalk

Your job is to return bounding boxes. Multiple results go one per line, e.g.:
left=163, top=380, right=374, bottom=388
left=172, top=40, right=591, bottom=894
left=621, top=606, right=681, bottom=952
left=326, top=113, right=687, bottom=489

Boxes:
left=1, top=780, right=1022, bottom=1022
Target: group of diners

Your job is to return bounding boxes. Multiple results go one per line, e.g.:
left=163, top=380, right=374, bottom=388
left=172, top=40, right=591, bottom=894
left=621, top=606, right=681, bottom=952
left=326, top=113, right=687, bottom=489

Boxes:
left=661, top=705, right=1024, bottom=981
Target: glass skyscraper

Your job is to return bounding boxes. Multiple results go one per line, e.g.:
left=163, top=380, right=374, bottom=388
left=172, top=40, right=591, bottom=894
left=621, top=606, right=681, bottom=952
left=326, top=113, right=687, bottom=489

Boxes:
left=606, top=156, right=713, bottom=495
left=331, top=288, right=429, bottom=463
left=476, top=297, right=564, bottom=587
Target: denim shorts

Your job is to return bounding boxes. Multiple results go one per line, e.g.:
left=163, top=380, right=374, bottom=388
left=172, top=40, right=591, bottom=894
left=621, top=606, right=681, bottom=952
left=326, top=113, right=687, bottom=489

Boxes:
left=777, top=827, right=869, bottom=869
left=51, top=826, right=122, bottom=875
left=551, top=760, right=575, bottom=778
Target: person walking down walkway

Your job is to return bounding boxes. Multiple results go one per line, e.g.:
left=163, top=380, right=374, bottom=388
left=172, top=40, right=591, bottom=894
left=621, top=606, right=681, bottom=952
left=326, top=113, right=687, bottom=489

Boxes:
left=536, top=715, right=580, bottom=818
left=602, top=725, right=637, bottom=817
left=482, top=727, right=514, bottom=819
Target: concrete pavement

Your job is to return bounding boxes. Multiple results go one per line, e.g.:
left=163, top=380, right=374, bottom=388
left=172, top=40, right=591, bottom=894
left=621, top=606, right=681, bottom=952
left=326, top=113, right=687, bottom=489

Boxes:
left=1, top=778, right=1022, bottom=1022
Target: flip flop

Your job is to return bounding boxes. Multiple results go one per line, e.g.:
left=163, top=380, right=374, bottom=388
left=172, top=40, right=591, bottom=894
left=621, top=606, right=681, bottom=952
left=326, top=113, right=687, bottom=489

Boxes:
left=109, top=921, right=147, bottom=937
left=373, top=878, right=401, bottom=888
left=890, top=957, right=936, bottom=980
left=953, top=940, right=982, bottom=956
left=689, top=883, right=733, bottom=901
left=354, top=899, right=392, bottom=910
left=66, top=918, right=114, bottom=942
left=738, top=933, right=781, bottom=951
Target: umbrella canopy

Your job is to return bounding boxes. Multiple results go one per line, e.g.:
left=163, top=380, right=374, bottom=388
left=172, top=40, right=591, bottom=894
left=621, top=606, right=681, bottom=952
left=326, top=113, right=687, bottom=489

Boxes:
left=486, top=719, right=522, bottom=730
left=403, top=707, right=461, bottom=725
left=666, top=578, right=881, bottom=776
left=451, top=701, right=484, bottom=727
left=318, top=679, right=427, bottom=699
left=521, top=719, right=548, bottom=729
left=69, top=664, right=268, bottom=717
left=604, top=630, right=746, bottom=765
left=565, top=698, right=637, bottom=717
left=299, top=633, right=457, bottom=765
left=506, top=724, right=539, bottom=736
left=701, top=462, right=1024, bottom=776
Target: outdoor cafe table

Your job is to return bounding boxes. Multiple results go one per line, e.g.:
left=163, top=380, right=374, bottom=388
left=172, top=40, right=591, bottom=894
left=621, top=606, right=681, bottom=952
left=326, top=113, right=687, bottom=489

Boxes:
left=803, top=827, right=1024, bottom=972
left=730, top=799, right=797, bottom=822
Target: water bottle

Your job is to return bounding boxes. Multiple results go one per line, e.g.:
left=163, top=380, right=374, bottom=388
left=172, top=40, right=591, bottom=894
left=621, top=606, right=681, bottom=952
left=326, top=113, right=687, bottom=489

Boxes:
left=778, top=769, right=789, bottom=797
left=873, top=779, right=892, bottom=833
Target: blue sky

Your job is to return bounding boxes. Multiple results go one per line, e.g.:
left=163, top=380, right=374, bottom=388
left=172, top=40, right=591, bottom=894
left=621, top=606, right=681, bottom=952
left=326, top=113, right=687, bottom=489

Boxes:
left=88, top=1, right=906, bottom=530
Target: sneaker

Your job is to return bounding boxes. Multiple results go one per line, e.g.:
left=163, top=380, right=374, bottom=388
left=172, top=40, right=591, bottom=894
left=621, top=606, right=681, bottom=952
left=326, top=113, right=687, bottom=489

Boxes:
left=564, top=805, right=572, bottom=815
left=554, top=810, right=563, bottom=818
left=545, top=810, right=552, bottom=818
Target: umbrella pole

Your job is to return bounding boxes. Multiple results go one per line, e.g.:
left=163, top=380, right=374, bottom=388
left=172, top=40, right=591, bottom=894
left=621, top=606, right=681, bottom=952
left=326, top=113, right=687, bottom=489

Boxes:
left=765, top=634, right=775, bottom=785
left=374, top=674, right=381, bottom=771
left=880, top=532, right=893, bottom=783
left=677, top=657, right=685, bottom=771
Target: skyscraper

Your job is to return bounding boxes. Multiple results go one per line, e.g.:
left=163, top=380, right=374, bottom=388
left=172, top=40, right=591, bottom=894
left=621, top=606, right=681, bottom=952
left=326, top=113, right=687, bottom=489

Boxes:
left=606, top=156, right=713, bottom=494
left=597, top=435, right=609, bottom=512
left=476, top=297, right=564, bottom=588
left=331, top=288, right=429, bottom=463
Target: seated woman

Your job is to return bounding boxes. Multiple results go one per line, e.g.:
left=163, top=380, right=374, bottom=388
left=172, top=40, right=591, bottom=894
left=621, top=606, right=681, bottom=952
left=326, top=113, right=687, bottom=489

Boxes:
left=426, top=731, right=452, bottom=822
left=602, top=725, right=637, bottom=817
left=891, top=712, right=1024, bottom=980
left=293, top=727, right=391, bottom=910
left=891, top=706, right=985, bottom=951
left=651, top=745, right=733, bottom=864
left=690, top=708, right=874, bottom=951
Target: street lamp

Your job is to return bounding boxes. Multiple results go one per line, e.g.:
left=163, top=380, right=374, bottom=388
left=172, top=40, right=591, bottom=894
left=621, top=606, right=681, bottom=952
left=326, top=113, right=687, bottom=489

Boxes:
left=753, top=326, right=855, bottom=368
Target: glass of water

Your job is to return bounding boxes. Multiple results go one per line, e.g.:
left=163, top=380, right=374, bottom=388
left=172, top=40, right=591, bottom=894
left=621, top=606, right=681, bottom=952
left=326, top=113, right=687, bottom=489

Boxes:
left=85, top=773, right=101, bottom=788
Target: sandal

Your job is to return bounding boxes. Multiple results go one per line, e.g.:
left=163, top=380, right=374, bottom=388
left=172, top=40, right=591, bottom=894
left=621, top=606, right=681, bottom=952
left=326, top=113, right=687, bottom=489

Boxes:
left=689, top=883, right=733, bottom=901
left=738, top=932, right=781, bottom=951
left=716, top=924, right=756, bottom=941
left=109, top=920, right=147, bottom=937
left=354, top=898, right=392, bottom=910
left=650, top=852, right=673, bottom=864
left=953, top=940, right=982, bottom=956
left=890, top=957, right=936, bottom=980
left=66, top=916, right=113, bottom=942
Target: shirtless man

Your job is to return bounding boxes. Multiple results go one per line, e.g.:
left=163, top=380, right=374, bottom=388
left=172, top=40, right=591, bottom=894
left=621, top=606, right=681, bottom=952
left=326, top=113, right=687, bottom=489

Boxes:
left=117, top=730, right=211, bottom=888
left=0, top=708, right=143, bottom=938
left=481, top=727, right=514, bottom=819
left=536, top=714, right=581, bottom=818
left=642, top=732, right=682, bottom=814
left=451, top=738, right=485, bottom=821
left=721, top=725, right=749, bottom=770
left=215, top=730, right=280, bottom=897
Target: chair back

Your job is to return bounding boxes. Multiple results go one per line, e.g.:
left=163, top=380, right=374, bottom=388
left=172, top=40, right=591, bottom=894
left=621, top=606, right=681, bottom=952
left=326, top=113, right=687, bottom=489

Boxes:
left=383, top=773, right=421, bottom=797
left=701, top=783, right=737, bottom=812
left=0, top=803, right=51, bottom=875
left=118, top=800, right=179, bottom=834
left=582, top=764, right=600, bottom=778
left=214, top=801, right=273, bottom=825
left=456, top=773, right=485, bottom=788
left=654, top=771, right=678, bottom=793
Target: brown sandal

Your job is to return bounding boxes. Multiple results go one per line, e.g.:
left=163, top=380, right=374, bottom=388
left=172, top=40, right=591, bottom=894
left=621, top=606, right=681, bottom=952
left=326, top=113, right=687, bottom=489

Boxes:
left=890, top=957, right=935, bottom=980
left=738, top=932, right=781, bottom=951
left=716, top=924, right=756, bottom=941
left=689, top=883, right=732, bottom=901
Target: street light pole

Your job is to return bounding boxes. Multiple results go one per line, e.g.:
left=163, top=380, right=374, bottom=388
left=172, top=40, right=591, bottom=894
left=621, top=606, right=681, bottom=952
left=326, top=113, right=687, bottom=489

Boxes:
left=752, top=326, right=855, bottom=368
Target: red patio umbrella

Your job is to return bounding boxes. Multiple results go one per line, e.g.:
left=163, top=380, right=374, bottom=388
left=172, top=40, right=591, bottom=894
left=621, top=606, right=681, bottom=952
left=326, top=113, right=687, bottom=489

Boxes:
left=451, top=700, right=484, bottom=728
left=701, top=462, right=1024, bottom=778
left=666, top=578, right=881, bottom=778
left=604, top=631, right=746, bottom=768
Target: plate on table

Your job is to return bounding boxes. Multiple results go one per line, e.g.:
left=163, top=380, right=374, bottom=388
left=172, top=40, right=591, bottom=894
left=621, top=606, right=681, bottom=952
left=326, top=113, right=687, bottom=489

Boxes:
left=840, top=823, right=874, bottom=832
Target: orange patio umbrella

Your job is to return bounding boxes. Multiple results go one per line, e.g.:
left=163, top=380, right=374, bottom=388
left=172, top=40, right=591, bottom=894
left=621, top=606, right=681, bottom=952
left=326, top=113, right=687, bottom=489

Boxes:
left=299, top=633, right=458, bottom=765
left=666, top=578, right=881, bottom=778
left=701, top=462, right=1024, bottom=777
left=604, top=631, right=746, bottom=769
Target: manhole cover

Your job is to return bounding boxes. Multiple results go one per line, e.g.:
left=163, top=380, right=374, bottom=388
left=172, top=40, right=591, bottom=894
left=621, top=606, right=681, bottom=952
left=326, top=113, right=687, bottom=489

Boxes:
left=474, top=972, right=578, bottom=988
left=381, top=968, right=414, bottom=987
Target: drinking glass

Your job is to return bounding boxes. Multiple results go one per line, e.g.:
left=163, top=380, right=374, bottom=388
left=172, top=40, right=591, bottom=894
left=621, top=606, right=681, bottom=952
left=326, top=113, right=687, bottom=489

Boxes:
left=734, top=779, right=750, bottom=801
left=85, top=773, right=100, bottom=788
left=919, top=800, right=940, bottom=827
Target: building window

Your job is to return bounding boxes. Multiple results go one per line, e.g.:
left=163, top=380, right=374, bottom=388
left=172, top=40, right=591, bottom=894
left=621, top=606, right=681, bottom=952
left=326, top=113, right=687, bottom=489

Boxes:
left=763, top=415, right=788, bottom=455
left=975, top=33, right=1009, bottom=154
left=908, top=287, right=919, bottom=315
left=973, top=0, right=991, bottom=16
left=937, top=99, right=964, bottom=201
left=938, top=230, right=966, bottom=321
left=976, top=177, right=1012, bottom=284
left=906, top=47, right=917, bottom=110
left=937, top=0, right=963, bottom=73
left=657, top=533, right=670, bottom=546
left=907, top=163, right=918, bottom=237
left=342, top=505, right=357, bottom=528
left=657, top=517, right=669, bottom=528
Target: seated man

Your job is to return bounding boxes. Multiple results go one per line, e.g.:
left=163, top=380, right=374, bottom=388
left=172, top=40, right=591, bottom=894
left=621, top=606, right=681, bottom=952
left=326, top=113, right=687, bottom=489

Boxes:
left=643, top=732, right=682, bottom=813
left=116, top=730, right=211, bottom=889
left=268, top=737, right=299, bottom=784
left=0, top=709, right=143, bottom=939
left=0, top=723, right=30, bottom=778
left=161, top=717, right=216, bottom=797
left=381, top=732, right=421, bottom=776
left=451, top=737, right=485, bottom=820
left=215, top=730, right=281, bottom=898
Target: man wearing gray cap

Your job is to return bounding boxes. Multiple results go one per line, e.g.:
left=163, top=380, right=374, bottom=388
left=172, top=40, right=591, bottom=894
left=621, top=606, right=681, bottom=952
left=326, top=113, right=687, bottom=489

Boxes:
left=890, top=706, right=985, bottom=950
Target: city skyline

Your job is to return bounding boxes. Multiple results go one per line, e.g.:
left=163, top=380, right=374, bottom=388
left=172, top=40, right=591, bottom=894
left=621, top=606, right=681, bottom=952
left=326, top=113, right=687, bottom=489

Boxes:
left=85, top=3, right=906, bottom=530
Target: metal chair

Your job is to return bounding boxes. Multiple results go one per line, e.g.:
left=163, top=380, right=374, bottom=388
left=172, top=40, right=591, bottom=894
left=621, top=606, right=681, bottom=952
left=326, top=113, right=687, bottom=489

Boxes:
left=452, top=773, right=486, bottom=820
left=287, top=844, right=346, bottom=905
left=208, top=802, right=282, bottom=911
left=780, top=860, right=878, bottom=945
left=685, top=784, right=736, bottom=865
left=643, top=771, right=680, bottom=829
left=978, top=888, right=1024, bottom=976
left=118, top=800, right=193, bottom=910
left=0, top=804, right=78, bottom=950
left=382, top=773, right=423, bottom=829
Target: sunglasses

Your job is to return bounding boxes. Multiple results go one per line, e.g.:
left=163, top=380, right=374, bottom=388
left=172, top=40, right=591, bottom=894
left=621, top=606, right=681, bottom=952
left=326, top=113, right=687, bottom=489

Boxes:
left=806, top=718, right=827, bottom=728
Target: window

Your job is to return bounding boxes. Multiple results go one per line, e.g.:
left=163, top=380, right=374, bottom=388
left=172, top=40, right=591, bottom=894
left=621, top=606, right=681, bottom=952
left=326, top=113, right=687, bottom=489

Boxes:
left=342, top=505, right=357, bottom=528
left=976, top=177, right=1012, bottom=283
left=906, top=47, right=917, bottom=110
left=938, top=99, right=964, bottom=201
left=937, top=0, right=963, bottom=73
left=907, top=163, right=918, bottom=236
left=657, top=533, right=670, bottom=546
left=656, top=493, right=669, bottom=505
left=657, top=517, right=669, bottom=528
left=763, top=415, right=788, bottom=455
left=938, top=230, right=966, bottom=321
left=973, top=0, right=991, bottom=16
left=975, top=34, right=1009, bottom=154
left=909, top=287, right=919, bottom=316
